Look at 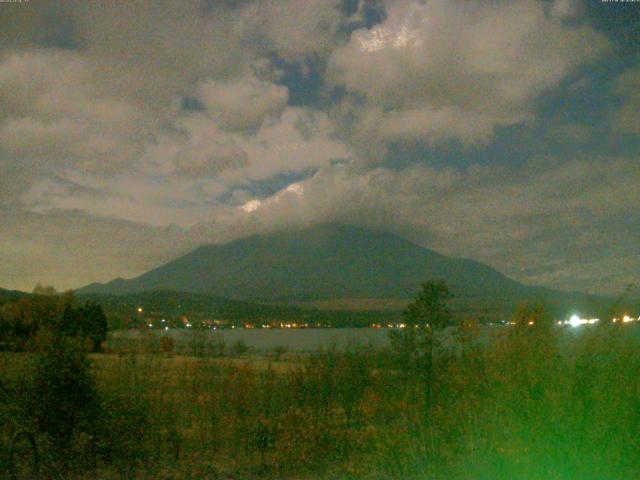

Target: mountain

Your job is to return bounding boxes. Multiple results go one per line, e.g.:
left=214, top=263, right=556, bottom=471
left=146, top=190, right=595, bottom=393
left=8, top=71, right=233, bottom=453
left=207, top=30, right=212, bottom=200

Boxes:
left=0, top=287, right=29, bottom=303
left=77, top=224, right=632, bottom=319
left=78, top=224, right=528, bottom=301
left=77, top=223, right=629, bottom=320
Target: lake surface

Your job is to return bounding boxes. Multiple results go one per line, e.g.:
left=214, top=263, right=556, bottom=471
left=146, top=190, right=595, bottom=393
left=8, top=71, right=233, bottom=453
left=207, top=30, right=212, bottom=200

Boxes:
left=112, top=328, right=393, bottom=352
left=110, top=323, right=630, bottom=354
left=206, top=328, right=393, bottom=351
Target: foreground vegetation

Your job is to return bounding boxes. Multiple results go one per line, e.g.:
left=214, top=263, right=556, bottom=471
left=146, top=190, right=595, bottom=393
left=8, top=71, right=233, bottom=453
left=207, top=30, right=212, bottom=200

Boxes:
left=0, top=285, right=639, bottom=479
left=1, top=328, right=639, bottom=477
left=0, top=293, right=107, bottom=353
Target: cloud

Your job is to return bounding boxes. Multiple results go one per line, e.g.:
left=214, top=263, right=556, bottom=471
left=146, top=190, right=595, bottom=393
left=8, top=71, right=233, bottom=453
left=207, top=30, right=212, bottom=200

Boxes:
left=0, top=210, right=187, bottom=291
left=613, top=67, right=640, bottom=135
left=0, top=44, right=351, bottom=223
left=550, top=0, right=583, bottom=19
left=162, top=102, right=353, bottom=185
left=0, top=0, right=354, bottom=223
left=15, top=98, right=353, bottom=226
left=198, top=73, right=289, bottom=132
left=0, top=0, right=634, bottom=296
left=173, top=138, right=250, bottom=178
left=328, top=0, right=610, bottom=147
left=238, top=0, right=346, bottom=63
left=0, top=50, right=155, bottom=210
left=546, top=122, right=592, bottom=143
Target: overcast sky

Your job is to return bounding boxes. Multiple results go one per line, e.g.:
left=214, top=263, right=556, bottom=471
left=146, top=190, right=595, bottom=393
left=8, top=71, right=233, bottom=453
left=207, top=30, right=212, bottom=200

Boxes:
left=0, top=0, right=638, bottom=294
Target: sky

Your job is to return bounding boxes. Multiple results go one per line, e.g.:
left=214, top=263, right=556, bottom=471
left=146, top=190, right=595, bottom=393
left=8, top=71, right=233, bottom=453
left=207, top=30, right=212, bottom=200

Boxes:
left=0, top=0, right=638, bottom=295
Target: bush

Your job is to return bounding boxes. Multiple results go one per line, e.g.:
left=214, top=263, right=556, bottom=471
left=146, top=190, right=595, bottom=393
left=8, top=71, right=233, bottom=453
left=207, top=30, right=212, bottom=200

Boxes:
left=189, top=327, right=206, bottom=357
left=231, top=339, right=249, bottom=357
left=6, top=337, right=154, bottom=477
left=208, top=333, right=226, bottom=357
left=159, top=335, right=175, bottom=355
left=95, top=391, right=152, bottom=476
left=273, top=344, right=288, bottom=361
left=29, top=338, right=102, bottom=474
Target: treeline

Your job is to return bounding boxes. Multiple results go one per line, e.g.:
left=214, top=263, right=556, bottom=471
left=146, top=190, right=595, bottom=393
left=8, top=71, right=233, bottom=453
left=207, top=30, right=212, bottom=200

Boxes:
left=0, top=294, right=107, bottom=352
left=80, top=290, right=400, bottom=329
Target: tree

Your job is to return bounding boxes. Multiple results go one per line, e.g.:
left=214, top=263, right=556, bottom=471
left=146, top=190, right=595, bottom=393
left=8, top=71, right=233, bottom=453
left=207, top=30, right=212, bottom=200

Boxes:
left=404, top=280, right=452, bottom=330
left=159, top=335, right=175, bottom=355
left=32, top=283, right=58, bottom=296
left=512, top=303, right=551, bottom=331
left=0, top=310, right=9, bottom=350
left=399, top=280, right=452, bottom=420
left=30, top=338, right=101, bottom=473
left=50, top=300, right=107, bottom=352
left=78, top=303, right=108, bottom=351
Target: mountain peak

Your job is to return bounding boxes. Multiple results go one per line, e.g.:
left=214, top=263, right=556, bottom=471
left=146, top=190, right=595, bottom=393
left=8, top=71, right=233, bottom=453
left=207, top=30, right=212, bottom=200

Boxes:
left=77, top=224, right=521, bottom=302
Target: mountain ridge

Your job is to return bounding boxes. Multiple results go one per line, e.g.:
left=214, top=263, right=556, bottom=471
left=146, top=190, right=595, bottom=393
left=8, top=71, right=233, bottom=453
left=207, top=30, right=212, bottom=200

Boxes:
left=76, top=224, right=539, bottom=303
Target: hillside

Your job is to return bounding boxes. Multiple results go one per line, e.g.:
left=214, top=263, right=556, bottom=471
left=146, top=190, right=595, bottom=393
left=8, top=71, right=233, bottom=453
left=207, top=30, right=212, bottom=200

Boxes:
left=0, top=287, right=29, bottom=303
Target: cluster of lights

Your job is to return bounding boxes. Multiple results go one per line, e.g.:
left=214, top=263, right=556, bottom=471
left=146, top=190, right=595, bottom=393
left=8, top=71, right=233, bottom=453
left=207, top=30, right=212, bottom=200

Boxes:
left=613, top=315, right=639, bottom=324
left=564, top=315, right=600, bottom=328
left=559, top=314, right=640, bottom=327
left=370, top=323, right=428, bottom=329
left=277, top=322, right=310, bottom=329
left=135, top=302, right=639, bottom=332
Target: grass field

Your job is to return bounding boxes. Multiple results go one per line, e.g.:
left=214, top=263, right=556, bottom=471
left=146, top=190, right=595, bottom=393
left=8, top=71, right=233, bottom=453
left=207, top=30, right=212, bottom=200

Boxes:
left=1, top=322, right=640, bottom=479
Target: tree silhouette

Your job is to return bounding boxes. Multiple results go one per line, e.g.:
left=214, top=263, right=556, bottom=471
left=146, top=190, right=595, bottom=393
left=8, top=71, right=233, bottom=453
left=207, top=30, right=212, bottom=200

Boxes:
left=402, top=280, right=452, bottom=420
left=404, top=280, right=452, bottom=330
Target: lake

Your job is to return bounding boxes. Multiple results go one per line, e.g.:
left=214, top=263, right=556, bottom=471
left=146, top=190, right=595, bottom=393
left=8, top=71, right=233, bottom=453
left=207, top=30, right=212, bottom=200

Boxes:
left=111, top=327, right=393, bottom=352
left=109, top=323, right=623, bottom=354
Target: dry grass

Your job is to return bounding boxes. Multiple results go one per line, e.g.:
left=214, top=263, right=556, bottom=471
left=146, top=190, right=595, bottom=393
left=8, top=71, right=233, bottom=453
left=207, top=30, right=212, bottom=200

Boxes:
left=2, top=324, right=640, bottom=479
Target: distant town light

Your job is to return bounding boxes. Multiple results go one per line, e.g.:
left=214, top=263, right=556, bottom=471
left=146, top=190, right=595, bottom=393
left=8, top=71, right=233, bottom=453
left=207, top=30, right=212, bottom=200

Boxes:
left=566, top=315, right=599, bottom=327
left=569, top=315, right=584, bottom=328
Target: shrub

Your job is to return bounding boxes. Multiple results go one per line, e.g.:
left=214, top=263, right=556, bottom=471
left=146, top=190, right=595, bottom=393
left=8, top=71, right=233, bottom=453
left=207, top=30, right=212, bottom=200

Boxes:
left=273, top=344, right=288, bottom=361
left=94, top=390, right=152, bottom=476
left=159, top=335, right=175, bottom=355
left=29, top=337, right=102, bottom=474
left=189, top=327, right=206, bottom=357
left=231, top=339, right=249, bottom=357
left=208, top=333, right=226, bottom=357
